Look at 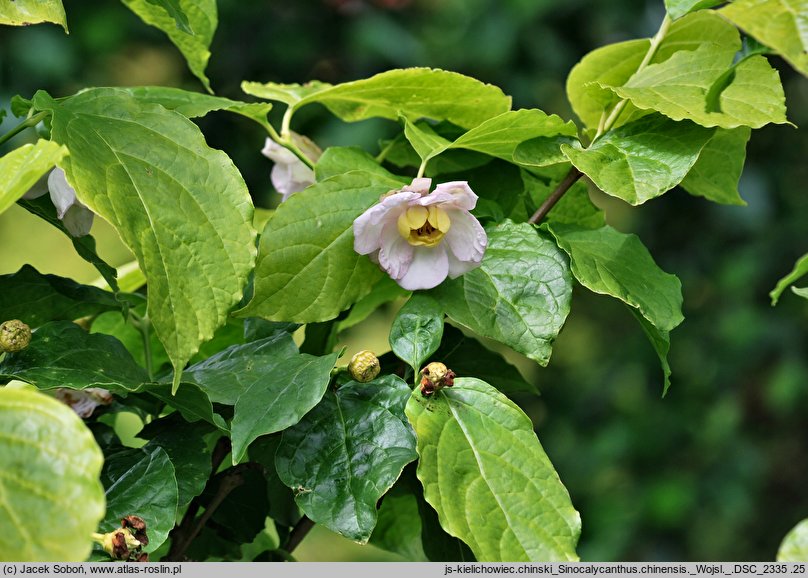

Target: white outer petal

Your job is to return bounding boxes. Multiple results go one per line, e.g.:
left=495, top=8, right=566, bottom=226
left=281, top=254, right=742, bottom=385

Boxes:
left=261, top=137, right=299, bottom=164
left=443, top=209, right=487, bottom=273
left=377, top=222, right=414, bottom=280
left=397, top=246, right=449, bottom=290
left=48, top=167, right=80, bottom=219
left=62, top=205, right=95, bottom=237
left=402, top=177, right=432, bottom=196
left=427, top=181, right=478, bottom=210
left=353, top=191, right=421, bottom=255
left=271, top=162, right=315, bottom=201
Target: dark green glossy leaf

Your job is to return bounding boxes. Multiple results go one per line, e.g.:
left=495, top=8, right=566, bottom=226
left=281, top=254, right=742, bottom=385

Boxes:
left=144, top=382, right=227, bottom=431
left=370, top=477, right=427, bottom=560
left=405, top=378, right=580, bottom=561
left=430, top=221, right=572, bottom=366
left=238, top=170, right=406, bottom=322
left=547, top=223, right=684, bottom=332
left=201, top=468, right=269, bottom=544
left=0, top=388, right=104, bottom=561
left=390, top=294, right=444, bottom=373
left=18, top=197, right=120, bottom=291
left=0, top=321, right=149, bottom=392
left=140, top=415, right=213, bottom=511
left=0, top=265, right=122, bottom=328
left=433, top=325, right=537, bottom=396
left=32, top=88, right=257, bottom=392
left=337, top=276, right=410, bottom=334
left=275, top=375, right=417, bottom=542
left=101, top=446, right=178, bottom=553
left=248, top=436, right=300, bottom=528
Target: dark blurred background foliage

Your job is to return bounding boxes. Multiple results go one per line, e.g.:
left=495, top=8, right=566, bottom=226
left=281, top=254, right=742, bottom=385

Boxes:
left=1, top=0, right=807, bottom=562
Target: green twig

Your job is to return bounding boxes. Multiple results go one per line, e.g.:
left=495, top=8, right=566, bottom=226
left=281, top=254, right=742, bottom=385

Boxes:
left=0, top=111, right=49, bottom=147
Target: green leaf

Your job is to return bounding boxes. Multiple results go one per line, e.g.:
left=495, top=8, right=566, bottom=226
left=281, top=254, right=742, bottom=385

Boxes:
left=247, top=436, right=300, bottom=528
left=609, top=46, right=790, bottom=129
left=0, top=265, right=122, bottom=328
left=370, top=478, right=427, bottom=560
left=18, top=197, right=120, bottom=292
left=522, top=168, right=605, bottom=229
left=139, top=415, right=212, bottom=511
left=314, top=146, right=388, bottom=181
left=449, top=109, right=578, bottom=166
left=417, top=487, right=475, bottom=561
left=720, top=0, right=808, bottom=77
left=230, top=348, right=339, bottom=464
left=433, top=325, right=537, bottom=396
left=793, top=286, right=808, bottom=299
left=337, top=276, right=410, bottom=334
left=91, top=302, right=171, bottom=374
left=123, top=86, right=273, bottom=130
left=238, top=170, right=405, bottom=322
left=275, top=375, right=417, bottom=542
left=630, top=308, right=673, bottom=395
left=0, top=140, right=67, bottom=216
left=33, top=88, right=257, bottom=392
left=183, top=333, right=298, bottom=405
left=0, top=321, right=149, bottom=392
left=0, top=0, right=67, bottom=31
left=402, top=117, right=453, bottom=161
left=566, top=39, right=649, bottom=130
left=241, top=80, right=333, bottom=107
left=680, top=127, right=750, bottom=205
left=562, top=115, right=714, bottom=205
left=567, top=11, right=745, bottom=129
left=143, top=382, right=227, bottom=431
left=121, top=0, right=217, bottom=92
left=246, top=68, right=511, bottom=129
left=665, top=0, right=723, bottom=19
left=390, top=294, right=444, bottom=373
left=547, top=223, right=684, bottom=332
left=778, top=519, right=808, bottom=561
left=430, top=221, right=572, bottom=366
left=405, top=377, right=580, bottom=561
left=771, top=253, right=808, bottom=305
left=144, top=0, right=191, bottom=33
left=0, top=388, right=104, bottom=561
left=101, top=446, right=178, bottom=552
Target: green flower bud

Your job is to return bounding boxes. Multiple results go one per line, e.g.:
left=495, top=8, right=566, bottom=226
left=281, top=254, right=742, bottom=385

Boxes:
left=348, top=350, right=381, bottom=383
left=0, top=320, right=32, bottom=353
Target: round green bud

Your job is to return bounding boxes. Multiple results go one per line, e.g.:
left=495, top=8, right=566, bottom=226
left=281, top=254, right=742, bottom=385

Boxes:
left=348, top=350, right=381, bottom=383
left=0, top=319, right=32, bottom=353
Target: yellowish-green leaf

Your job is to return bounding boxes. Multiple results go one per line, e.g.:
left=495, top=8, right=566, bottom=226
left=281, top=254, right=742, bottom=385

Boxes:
left=778, top=519, right=808, bottom=561
left=681, top=127, right=751, bottom=205
left=721, top=0, right=808, bottom=77
left=121, top=0, right=217, bottom=92
left=32, top=88, right=256, bottom=392
left=665, top=0, right=722, bottom=19
left=0, top=0, right=67, bottom=32
left=561, top=115, right=714, bottom=205
left=405, top=378, right=580, bottom=561
left=609, top=45, right=789, bottom=128
left=0, top=388, right=104, bottom=561
left=0, top=140, right=67, bottom=216
left=241, top=80, right=333, bottom=107
left=771, top=253, right=808, bottom=305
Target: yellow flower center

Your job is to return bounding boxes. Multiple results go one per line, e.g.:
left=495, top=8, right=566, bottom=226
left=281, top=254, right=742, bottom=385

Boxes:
left=397, top=205, right=451, bottom=247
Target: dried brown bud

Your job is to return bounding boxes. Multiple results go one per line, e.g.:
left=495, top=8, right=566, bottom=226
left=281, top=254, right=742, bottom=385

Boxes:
left=347, top=350, right=381, bottom=383
left=420, top=362, right=456, bottom=396
left=121, top=515, right=149, bottom=547
left=0, top=320, right=31, bottom=353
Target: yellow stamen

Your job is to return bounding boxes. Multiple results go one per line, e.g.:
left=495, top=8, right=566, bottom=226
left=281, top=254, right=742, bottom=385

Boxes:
left=398, top=205, right=451, bottom=247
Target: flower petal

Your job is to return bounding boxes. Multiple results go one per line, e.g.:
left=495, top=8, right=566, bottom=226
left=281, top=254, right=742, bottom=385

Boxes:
left=48, top=167, right=80, bottom=219
left=62, top=205, right=95, bottom=237
left=403, top=177, right=432, bottom=195
left=271, top=162, right=315, bottom=200
left=378, top=222, right=414, bottom=280
left=261, top=137, right=299, bottom=164
left=425, top=181, right=478, bottom=210
left=443, top=209, right=487, bottom=270
left=353, top=191, right=421, bottom=255
left=397, top=246, right=449, bottom=291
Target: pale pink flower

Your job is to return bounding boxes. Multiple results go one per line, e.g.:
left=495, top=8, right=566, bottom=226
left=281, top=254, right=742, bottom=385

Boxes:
left=261, top=133, right=322, bottom=202
left=23, top=168, right=94, bottom=237
left=353, top=178, right=487, bottom=290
